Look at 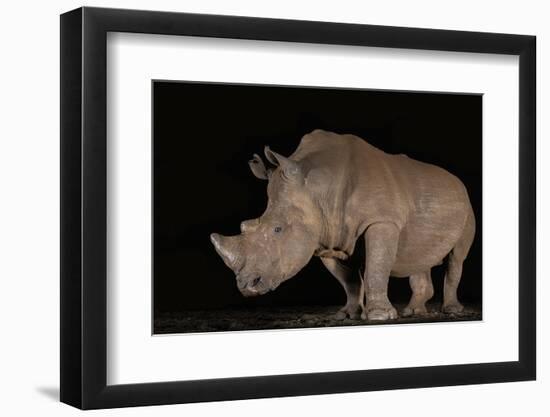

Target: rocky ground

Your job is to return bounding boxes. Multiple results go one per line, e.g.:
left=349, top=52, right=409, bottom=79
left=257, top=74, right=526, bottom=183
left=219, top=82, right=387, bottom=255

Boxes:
left=154, top=302, right=482, bottom=334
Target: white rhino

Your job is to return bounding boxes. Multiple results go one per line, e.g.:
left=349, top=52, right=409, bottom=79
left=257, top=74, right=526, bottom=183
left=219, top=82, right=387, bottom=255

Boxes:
left=211, top=129, right=475, bottom=320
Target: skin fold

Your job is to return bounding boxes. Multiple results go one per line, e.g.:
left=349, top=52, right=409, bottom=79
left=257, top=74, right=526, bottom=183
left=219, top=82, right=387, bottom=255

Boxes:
left=211, top=129, right=475, bottom=320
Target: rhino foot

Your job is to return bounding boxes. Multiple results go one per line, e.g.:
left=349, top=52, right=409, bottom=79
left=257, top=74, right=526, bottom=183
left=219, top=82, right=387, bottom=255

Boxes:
left=334, top=304, right=363, bottom=320
left=442, top=302, right=464, bottom=314
left=363, top=305, right=398, bottom=321
left=402, top=304, right=428, bottom=317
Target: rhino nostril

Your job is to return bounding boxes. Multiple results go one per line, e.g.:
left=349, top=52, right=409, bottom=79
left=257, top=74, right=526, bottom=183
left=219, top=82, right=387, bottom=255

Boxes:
left=251, top=276, right=262, bottom=287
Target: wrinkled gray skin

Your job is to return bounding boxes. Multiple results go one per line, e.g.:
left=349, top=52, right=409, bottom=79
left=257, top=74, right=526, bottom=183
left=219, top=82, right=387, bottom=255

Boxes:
left=211, top=130, right=475, bottom=320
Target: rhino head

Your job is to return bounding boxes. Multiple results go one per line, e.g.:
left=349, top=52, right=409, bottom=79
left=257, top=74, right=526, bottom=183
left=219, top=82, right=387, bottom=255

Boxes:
left=210, top=147, right=321, bottom=297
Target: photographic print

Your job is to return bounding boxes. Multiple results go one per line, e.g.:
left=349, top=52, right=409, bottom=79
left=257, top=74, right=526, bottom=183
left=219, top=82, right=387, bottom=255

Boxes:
left=153, top=81, right=482, bottom=334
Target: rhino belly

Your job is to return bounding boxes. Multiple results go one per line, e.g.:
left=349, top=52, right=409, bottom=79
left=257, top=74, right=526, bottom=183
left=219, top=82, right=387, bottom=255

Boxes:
left=390, top=194, right=470, bottom=277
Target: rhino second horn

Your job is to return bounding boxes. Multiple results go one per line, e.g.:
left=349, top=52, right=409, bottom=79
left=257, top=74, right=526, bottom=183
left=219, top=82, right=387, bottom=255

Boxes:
left=210, top=233, right=242, bottom=271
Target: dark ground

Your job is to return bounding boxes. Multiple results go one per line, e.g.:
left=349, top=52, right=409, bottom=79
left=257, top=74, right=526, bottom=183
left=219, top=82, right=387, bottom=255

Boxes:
left=154, top=302, right=482, bottom=334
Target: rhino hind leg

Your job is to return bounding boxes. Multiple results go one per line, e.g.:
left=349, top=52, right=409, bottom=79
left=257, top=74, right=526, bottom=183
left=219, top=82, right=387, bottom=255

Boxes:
left=442, top=254, right=465, bottom=314
left=361, top=222, right=399, bottom=321
left=402, top=270, right=434, bottom=317
left=442, top=209, right=476, bottom=314
left=320, top=257, right=363, bottom=320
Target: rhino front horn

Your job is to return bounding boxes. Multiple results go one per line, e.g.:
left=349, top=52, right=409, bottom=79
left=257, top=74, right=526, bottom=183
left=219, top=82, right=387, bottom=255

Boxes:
left=210, top=233, right=242, bottom=271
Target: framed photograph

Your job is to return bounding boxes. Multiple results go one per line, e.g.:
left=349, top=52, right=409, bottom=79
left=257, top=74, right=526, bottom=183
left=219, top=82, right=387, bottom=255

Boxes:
left=60, top=6, right=536, bottom=409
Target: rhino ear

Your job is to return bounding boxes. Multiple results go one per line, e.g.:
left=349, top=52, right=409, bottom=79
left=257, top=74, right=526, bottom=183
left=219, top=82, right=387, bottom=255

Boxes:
left=264, top=146, right=279, bottom=166
left=264, top=146, right=303, bottom=182
left=248, top=154, right=270, bottom=180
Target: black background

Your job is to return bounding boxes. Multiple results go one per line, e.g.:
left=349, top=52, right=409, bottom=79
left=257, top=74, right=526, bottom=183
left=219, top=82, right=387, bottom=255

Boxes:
left=153, top=81, right=482, bottom=314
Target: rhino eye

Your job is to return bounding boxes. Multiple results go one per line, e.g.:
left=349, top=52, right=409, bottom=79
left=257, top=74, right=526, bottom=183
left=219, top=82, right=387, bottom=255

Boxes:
left=274, top=226, right=282, bottom=233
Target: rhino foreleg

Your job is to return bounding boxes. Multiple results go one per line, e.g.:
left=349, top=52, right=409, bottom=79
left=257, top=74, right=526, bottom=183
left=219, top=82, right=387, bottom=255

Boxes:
left=402, top=271, right=433, bottom=317
left=361, top=222, right=399, bottom=321
left=320, top=257, right=363, bottom=320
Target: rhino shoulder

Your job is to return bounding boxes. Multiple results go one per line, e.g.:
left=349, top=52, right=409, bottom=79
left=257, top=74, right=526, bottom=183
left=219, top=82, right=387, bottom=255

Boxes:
left=294, top=130, right=363, bottom=156
left=301, top=129, right=360, bottom=144
left=298, top=129, right=335, bottom=149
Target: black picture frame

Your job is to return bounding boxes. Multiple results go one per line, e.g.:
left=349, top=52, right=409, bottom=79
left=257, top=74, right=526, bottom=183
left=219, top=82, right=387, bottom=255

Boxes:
left=60, top=6, right=536, bottom=410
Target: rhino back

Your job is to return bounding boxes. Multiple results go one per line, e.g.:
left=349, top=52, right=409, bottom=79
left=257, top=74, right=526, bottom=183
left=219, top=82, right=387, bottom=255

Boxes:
left=291, top=130, right=474, bottom=273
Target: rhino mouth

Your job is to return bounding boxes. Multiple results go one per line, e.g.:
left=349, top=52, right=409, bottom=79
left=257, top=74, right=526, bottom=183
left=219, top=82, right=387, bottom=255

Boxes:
left=238, top=275, right=275, bottom=297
